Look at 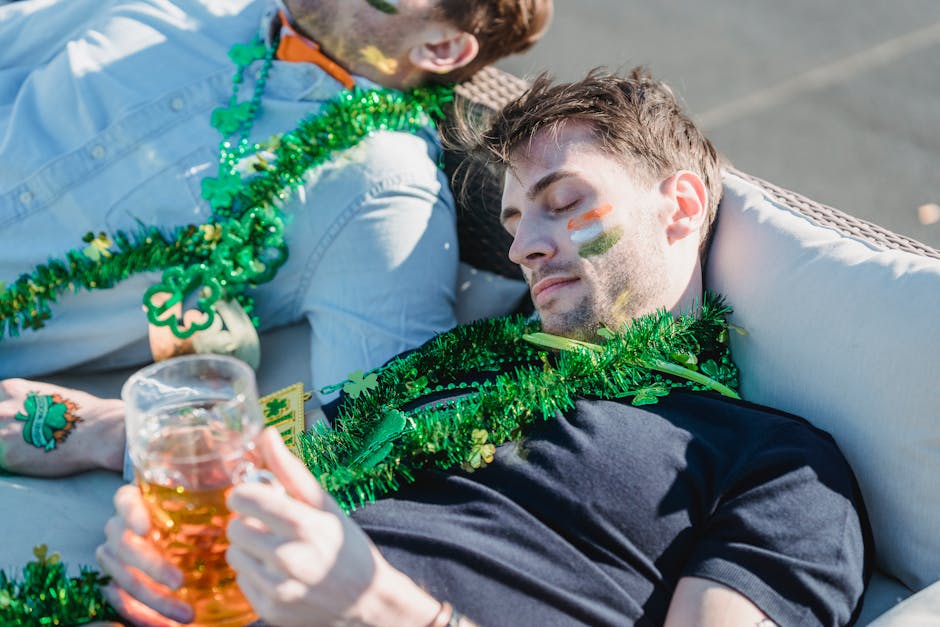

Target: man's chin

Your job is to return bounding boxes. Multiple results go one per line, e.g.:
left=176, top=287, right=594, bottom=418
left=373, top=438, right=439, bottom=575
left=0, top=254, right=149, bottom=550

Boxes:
left=539, top=314, right=600, bottom=343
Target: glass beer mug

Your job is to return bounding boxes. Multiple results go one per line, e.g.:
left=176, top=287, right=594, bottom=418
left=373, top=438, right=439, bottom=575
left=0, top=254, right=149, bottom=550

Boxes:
left=122, top=354, right=266, bottom=627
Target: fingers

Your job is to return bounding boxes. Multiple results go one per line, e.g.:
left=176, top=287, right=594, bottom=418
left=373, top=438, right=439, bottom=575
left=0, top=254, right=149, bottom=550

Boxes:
left=103, top=486, right=183, bottom=592
left=113, top=484, right=152, bottom=536
left=96, top=544, right=193, bottom=624
left=226, top=543, right=281, bottom=601
left=228, top=480, right=337, bottom=540
left=228, top=543, right=316, bottom=627
left=100, top=582, right=192, bottom=627
left=101, top=513, right=182, bottom=590
left=256, top=427, right=332, bottom=510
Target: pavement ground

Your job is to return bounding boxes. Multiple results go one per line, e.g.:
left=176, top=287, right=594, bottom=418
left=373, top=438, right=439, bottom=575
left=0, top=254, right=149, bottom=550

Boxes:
left=499, top=0, right=940, bottom=250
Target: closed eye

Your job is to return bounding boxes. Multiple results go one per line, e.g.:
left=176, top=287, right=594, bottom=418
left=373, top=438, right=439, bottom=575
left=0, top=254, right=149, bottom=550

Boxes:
left=551, top=201, right=579, bottom=215
left=499, top=207, right=520, bottom=234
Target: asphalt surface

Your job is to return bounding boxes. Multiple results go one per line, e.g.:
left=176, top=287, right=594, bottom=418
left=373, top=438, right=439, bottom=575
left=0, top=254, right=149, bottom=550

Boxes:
left=498, top=0, right=940, bottom=250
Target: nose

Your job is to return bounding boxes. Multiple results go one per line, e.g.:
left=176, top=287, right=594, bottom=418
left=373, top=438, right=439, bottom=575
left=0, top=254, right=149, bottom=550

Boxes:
left=507, top=214, right=557, bottom=269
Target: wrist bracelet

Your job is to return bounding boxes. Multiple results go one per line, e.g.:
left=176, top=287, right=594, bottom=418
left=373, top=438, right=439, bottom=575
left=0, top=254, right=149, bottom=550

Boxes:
left=429, top=601, right=463, bottom=627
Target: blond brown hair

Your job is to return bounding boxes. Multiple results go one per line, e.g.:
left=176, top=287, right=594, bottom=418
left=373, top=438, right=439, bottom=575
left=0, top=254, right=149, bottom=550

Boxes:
left=434, top=0, right=553, bottom=84
left=476, top=67, right=723, bottom=255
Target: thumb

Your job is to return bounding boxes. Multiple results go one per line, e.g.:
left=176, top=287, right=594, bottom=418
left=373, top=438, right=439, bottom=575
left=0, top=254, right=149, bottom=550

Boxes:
left=256, top=426, right=334, bottom=511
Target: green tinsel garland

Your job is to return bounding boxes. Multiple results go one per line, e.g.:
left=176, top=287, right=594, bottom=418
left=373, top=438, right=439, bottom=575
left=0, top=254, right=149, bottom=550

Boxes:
left=302, top=291, right=739, bottom=512
left=0, top=294, right=738, bottom=617
left=0, top=545, right=117, bottom=625
left=0, top=84, right=454, bottom=340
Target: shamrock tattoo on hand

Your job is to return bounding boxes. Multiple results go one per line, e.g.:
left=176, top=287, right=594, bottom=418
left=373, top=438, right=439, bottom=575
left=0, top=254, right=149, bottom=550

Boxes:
left=15, top=392, right=82, bottom=451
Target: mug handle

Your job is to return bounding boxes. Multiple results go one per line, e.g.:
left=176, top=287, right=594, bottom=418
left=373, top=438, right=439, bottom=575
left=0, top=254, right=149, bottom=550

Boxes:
left=233, top=461, right=285, bottom=494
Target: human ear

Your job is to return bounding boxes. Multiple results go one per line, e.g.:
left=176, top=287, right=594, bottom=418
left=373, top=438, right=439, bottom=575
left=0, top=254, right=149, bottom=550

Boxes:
left=663, top=170, right=707, bottom=245
left=408, top=30, right=479, bottom=74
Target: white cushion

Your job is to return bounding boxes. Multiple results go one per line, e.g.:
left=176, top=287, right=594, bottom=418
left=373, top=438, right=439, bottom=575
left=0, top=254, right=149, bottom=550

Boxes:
left=706, top=172, right=940, bottom=592
left=867, top=579, right=940, bottom=627
left=856, top=571, right=913, bottom=625
left=455, top=262, right=528, bottom=324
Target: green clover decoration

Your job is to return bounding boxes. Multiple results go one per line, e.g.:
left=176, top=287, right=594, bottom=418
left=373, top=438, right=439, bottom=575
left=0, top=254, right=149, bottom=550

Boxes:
left=462, top=428, right=496, bottom=472
left=630, top=384, right=671, bottom=406
left=265, top=398, right=288, bottom=418
left=228, top=40, right=268, bottom=66
left=343, top=370, right=379, bottom=400
left=81, top=232, right=113, bottom=262
left=143, top=265, right=222, bottom=339
left=32, top=544, right=60, bottom=567
left=210, top=101, right=255, bottom=136
left=209, top=207, right=287, bottom=286
left=201, top=172, right=244, bottom=211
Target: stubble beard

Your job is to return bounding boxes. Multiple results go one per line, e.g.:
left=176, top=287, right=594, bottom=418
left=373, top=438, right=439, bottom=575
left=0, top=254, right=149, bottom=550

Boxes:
left=536, top=243, right=667, bottom=342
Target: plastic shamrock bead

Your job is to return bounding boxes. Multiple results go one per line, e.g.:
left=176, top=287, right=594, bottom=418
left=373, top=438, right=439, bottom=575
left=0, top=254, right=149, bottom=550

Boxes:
left=210, top=101, right=255, bottom=136
left=201, top=172, right=244, bottom=210
left=228, top=40, right=268, bottom=66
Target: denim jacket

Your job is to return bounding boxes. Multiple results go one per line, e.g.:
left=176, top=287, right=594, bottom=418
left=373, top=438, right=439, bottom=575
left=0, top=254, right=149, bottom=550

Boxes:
left=0, top=0, right=458, bottom=400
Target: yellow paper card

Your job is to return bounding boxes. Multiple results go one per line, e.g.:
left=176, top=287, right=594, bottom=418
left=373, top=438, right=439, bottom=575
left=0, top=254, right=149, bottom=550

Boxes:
left=259, top=382, right=307, bottom=456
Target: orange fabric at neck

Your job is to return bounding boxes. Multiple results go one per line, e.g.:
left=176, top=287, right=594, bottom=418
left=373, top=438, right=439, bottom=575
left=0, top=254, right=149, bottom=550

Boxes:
left=276, top=10, right=356, bottom=89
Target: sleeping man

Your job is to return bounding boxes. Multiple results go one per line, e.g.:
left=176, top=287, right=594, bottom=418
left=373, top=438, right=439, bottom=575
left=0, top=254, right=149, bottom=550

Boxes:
left=97, top=68, right=871, bottom=627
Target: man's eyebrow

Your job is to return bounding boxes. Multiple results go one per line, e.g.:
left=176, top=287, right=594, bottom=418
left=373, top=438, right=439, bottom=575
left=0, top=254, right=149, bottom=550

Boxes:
left=500, top=170, right=577, bottom=224
left=527, top=170, right=574, bottom=201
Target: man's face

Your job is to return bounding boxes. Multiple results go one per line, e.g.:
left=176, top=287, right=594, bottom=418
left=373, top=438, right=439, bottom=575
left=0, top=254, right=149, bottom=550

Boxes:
left=286, top=0, right=445, bottom=86
left=500, top=123, right=674, bottom=341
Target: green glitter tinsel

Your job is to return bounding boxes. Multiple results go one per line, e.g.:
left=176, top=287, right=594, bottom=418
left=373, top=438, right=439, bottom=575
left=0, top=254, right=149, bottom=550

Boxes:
left=0, top=83, right=454, bottom=340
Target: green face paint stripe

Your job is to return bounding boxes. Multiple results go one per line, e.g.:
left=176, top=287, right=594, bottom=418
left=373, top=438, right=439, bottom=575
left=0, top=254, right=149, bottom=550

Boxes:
left=365, top=0, right=398, bottom=14
left=578, top=225, right=624, bottom=258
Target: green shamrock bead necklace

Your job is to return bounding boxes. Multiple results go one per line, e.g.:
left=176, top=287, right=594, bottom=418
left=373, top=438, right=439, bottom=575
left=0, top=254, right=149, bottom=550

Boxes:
left=0, top=34, right=454, bottom=340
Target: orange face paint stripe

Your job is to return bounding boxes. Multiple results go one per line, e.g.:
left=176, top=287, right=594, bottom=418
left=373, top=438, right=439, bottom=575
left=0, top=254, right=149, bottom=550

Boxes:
left=567, top=204, right=613, bottom=231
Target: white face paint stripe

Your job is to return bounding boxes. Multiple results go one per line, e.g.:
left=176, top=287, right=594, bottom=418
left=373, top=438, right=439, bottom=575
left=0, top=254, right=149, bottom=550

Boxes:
left=570, top=221, right=604, bottom=244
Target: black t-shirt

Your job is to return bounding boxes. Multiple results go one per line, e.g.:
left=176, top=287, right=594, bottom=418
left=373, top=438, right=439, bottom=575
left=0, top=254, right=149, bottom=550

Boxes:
left=349, top=391, right=872, bottom=626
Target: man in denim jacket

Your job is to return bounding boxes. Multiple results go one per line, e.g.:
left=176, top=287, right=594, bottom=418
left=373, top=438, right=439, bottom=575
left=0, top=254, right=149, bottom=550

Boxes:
left=0, top=0, right=551, bottom=475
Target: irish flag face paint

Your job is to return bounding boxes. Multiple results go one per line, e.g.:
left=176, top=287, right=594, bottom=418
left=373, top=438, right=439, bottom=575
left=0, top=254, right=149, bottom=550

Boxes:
left=567, top=204, right=624, bottom=258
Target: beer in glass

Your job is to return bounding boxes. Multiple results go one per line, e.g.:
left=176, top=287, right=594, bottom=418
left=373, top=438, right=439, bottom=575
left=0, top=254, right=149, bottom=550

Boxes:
left=123, top=354, right=263, bottom=627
